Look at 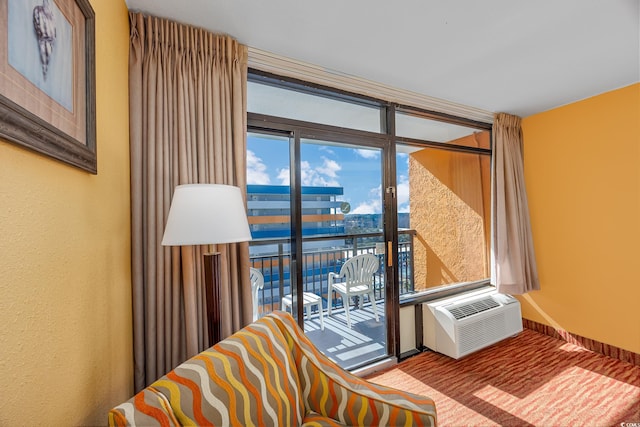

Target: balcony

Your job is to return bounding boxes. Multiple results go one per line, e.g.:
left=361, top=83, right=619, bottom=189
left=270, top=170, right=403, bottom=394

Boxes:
left=249, top=230, right=415, bottom=369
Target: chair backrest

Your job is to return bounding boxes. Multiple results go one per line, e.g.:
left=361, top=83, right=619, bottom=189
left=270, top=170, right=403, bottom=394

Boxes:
left=339, top=253, right=379, bottom=290
left=249, top=268, right=264, bottom=321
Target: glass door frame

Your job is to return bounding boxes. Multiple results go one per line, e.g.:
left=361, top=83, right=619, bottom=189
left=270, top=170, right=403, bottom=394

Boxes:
left=249, top=112, right=401, bottom=361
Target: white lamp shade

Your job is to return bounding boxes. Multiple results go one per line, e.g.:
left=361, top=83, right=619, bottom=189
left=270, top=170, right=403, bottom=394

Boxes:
left=161, top=184, right=252, bottom=246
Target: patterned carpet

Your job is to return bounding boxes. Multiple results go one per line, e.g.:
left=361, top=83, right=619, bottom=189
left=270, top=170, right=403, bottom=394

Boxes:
left=367, top=329, right=640, bottom=427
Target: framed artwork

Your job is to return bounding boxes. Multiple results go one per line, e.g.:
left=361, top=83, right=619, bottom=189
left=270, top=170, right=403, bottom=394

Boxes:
left=0, top=0, right=96, bottom=174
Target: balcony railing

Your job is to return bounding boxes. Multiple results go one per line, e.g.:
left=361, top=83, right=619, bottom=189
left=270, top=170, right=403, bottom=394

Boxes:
left=249, top=230, right=415, bottom=317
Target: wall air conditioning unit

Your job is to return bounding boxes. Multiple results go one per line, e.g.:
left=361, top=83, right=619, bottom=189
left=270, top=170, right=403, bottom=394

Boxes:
left=423, top=288, right=522, bottom=359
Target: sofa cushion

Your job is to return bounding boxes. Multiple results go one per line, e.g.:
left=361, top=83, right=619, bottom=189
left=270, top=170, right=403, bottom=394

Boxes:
left=110, top=315, right=305, bottom=426
left=302, top=412, right=348, bottom=426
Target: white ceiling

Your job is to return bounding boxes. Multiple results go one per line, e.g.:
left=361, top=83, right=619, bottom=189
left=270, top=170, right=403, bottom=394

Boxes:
left=124, top=0, right=639, bottom=118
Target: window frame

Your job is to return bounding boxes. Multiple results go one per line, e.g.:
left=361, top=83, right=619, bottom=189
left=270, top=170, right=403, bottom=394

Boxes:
left=247, top=69, right=494, bottom=308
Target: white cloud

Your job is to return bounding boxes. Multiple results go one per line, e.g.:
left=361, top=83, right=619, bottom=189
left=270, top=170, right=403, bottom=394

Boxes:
left=312, top=176, right=340, bottom=187
left=279, top=159, right=341, bottom=187
left=300, top=161, right=314, bottom=185
left=246, top=150, right=271, bottom=185
left=277, top=167, right=290, bottom=185
left=351, top=186, right=382, bottom=214
left=319, top=146, right=335, bottom=156
left=351, top=201, right=380, bottom=214
left=354, top=148, right=379, bottom=159
left=316, top=157, right=341, bottom=178
left=398, top=203, right=411, bottom=213
left=397, top=175, right=410, bottom=213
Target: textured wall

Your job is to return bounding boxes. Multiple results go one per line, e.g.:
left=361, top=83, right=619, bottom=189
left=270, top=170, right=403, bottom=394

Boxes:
left=409, top=131, right=491, bottom=291
left=521, top=83, right=640, bottom=354
left=0, top=0, right=132, bottom=424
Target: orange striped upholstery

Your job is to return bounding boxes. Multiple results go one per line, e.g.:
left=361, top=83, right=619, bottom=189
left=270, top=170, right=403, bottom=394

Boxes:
left=271, top=311, right=437, bottom=427
left=109, top=311, right=437, bottom=426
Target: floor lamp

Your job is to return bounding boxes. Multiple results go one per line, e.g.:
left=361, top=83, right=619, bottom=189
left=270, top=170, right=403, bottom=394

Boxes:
left=161, top=184, right=252, bottom=346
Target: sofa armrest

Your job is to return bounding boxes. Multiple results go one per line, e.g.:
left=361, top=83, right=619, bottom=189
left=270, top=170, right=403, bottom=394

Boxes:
left=271, top=311, right=437, bottom=426
left=302, top=358, right=436, bottom=426
left=108, top=387, right=180, bottom=427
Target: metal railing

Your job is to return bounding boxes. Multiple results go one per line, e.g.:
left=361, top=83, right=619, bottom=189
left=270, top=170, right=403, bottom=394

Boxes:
left=249, top=230, right=415, bottom=317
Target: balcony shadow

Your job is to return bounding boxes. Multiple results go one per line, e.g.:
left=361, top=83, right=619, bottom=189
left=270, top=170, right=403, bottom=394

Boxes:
left=304, top=305, right=387, bottom=370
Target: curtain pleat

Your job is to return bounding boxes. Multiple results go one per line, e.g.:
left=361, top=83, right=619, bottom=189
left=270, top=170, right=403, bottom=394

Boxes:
left=129, top=12, right=251, bottom=392
left=491, top=113, right=540, bottom=294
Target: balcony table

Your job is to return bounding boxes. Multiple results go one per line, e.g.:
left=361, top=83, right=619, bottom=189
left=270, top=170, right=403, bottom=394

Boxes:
left=281, top=292, right=324, bottom=330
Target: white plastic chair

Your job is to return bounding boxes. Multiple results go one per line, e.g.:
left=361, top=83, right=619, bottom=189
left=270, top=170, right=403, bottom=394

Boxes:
left=249, top=268, right=264, bottom=321
left=327, top=253, right=380, bottom=328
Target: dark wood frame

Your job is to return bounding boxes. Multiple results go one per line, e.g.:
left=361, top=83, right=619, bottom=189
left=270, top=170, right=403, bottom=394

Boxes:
left=248, top=68, right=494, bottom=366
left=0, top=0, right=96, bottom=174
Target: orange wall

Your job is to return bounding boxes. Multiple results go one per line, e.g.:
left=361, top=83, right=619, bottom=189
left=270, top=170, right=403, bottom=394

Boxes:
left=0, top=0, right=132, bottom=424
left=521, top=83, right=640, bottom=354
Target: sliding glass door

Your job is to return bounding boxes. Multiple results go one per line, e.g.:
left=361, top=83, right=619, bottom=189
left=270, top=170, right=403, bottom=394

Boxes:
left=247, top=127, right=393, bottom=370
left=298, top=137, right=387, bottom=369
left=246, top=132, right=293, bottom=320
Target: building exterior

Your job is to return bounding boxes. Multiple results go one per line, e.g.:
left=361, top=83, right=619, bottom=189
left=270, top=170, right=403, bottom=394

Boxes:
left=247, top=184, right=346, bottom=254
left=247, top=185, right=349, bottom=312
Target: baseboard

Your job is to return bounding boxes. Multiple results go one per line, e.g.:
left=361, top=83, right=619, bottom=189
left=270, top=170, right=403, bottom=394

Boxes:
left=399, top=348, right=423, bottom=362
left=522, top=319, right=640, bottom=367
left=352, top=357, right=397, bottom=378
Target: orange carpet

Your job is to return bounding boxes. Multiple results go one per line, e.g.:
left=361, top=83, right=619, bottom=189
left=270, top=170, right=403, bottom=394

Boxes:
left=367, top=329, right=640, bottom=426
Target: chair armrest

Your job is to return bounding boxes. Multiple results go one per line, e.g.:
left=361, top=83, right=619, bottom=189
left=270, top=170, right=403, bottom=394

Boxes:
left=328, top=272, right=343, bottom=285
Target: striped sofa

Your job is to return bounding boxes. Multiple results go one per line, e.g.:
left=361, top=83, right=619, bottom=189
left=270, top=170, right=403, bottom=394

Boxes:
left=109, top=311, right=437, bottom=426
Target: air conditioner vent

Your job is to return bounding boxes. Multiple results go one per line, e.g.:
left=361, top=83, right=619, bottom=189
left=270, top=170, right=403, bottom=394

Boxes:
left=446, top=297, right=500, bottom=320
left=423, top=289, right=523, bottom=359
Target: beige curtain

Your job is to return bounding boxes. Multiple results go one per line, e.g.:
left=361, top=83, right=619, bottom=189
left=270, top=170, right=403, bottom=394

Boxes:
left=491, top=113, right=540, bottom=294
left=129, top=12, right=252, bottom=391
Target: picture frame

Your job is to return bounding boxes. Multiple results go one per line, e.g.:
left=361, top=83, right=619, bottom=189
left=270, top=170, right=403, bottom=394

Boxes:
left=0, top=0, right=96, bottom=174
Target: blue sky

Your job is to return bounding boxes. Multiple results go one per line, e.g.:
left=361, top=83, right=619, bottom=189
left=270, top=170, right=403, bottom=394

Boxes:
left=247, top=134, right=410, bottom=213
